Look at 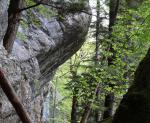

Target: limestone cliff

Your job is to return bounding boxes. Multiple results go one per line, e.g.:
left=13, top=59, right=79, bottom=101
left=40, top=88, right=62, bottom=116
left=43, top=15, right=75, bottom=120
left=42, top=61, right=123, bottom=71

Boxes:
left=0, top=0, right=91, bottom=122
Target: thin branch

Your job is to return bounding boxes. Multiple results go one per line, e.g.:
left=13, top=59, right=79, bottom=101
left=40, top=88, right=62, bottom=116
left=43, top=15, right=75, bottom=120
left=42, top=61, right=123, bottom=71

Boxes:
left=19, top=2, right=95, bottom=16
left=19, top=2, right=41, bottom=12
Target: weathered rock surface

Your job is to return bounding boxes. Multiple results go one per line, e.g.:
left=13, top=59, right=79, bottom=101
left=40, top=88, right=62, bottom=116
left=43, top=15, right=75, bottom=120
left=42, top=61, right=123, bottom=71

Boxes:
left=0, top=0, right=91, bottom=122
left=0, top=0, right=8, bottom=44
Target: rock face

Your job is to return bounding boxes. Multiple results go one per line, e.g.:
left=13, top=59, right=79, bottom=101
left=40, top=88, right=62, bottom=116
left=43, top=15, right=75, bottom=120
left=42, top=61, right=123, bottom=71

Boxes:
left=0, top=0, right=91, bottom=123
left=0, top=0, right=8, bottom=44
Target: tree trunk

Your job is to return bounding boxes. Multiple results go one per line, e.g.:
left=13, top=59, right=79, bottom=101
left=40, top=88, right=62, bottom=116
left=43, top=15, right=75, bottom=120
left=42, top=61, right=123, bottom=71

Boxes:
left=112, top=48, right=150, bottom=123
left=0, top=70, right=32, bottom=123
left=108, top=0, right=120, bottom=33
left=103, top=93, right=114, bottom=119
left=94, top=89, right=101, bottom=123
left=80, top=104, right=91, bottom=123
left=95, top=0, right=100, bottom=63
left=3, top=0, right=24, bottom=53
left=94, top=0, right=101, bottom=122
left=71, top=95, right=78, bottom=123
left=103, top=0, right=119, bottom=119
left=80, top=84, right=100, bottom=123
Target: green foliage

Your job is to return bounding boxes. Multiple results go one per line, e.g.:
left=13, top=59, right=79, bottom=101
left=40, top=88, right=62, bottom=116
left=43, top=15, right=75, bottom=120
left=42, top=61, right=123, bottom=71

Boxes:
left=26, top=9, right=42, bottom=28
left=17, top=31, right=28, bottom=42
left=26, top=0, right=35, bottom=5
left=50, top=0, right=150, bottom=122
left=20, top=19, right=29, bottom=31
left=50, top=41, right=96, bottom=122
left=49, top=66, right=72, bottom=123
left=37, top=5, right=57, bottom=19
left=100, top=0, right=150, bottom=97
left=26, top=0, right=57, bottom=27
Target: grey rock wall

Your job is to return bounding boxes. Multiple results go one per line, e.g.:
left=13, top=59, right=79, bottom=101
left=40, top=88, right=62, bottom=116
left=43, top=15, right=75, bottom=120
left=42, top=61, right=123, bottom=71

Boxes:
left=0, top=0, right=91, bottom=123
left=0, top=0, right=8, bottom=43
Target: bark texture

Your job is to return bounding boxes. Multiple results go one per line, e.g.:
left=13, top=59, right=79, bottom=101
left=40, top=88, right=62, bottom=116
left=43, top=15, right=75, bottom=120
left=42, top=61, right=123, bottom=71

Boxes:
left=71, top=95, right=78, bottom=123
left=3, top=0, right=24, bottom=53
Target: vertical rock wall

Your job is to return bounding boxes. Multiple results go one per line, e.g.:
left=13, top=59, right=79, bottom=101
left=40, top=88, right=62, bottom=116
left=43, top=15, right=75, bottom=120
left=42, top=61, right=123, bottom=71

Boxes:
left=0, top=0, right=91, bottom=122
left=0, top=0, right=8, bottom=43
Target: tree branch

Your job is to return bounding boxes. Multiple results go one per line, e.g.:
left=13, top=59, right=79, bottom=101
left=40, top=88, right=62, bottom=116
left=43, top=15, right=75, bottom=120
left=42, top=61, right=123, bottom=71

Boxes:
left=19, top=2, right=94, bottom=16
left=19, top=2, right=41, bottom=12
left=0, top=70, right=32, bottom=123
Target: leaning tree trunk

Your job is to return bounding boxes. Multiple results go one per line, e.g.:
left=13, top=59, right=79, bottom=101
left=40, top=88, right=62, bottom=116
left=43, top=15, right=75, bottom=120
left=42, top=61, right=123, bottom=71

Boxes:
left=112, top=48, right=150, bottom=123
left=3, top=0, right=24, bottom=53
left=0, top=70, right=32, bottom=123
